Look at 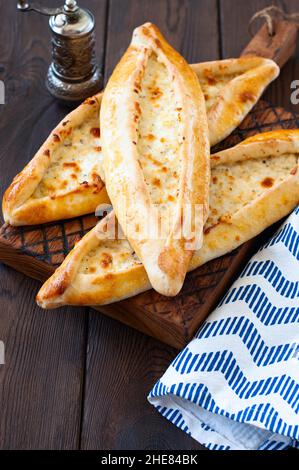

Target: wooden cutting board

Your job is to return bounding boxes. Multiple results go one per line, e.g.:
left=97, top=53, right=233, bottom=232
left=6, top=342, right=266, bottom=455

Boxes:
left=0, top=21, right=298, bottom=348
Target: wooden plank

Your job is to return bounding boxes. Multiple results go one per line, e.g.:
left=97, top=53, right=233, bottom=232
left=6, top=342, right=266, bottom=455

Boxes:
left=0, top=265, right=89, bottom=449
left=80, top=312, right=204, bottom=450
left=104, top=0, right=219, bottom=80
left=0, top=0, right=108, bottom=449
left=80, top=0, right=219, bottom=451
left=219, top=0, right=299, bottom=113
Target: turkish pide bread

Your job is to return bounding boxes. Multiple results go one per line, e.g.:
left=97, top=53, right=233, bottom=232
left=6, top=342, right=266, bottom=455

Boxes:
left=37, top=130, right=299, bottom=309
left=100, top=22, right=210, bottom=296
left=192, top=57, right=279, bottom=146
left=2, top=94, right=109, bottom=225
left=3, top=56, right=278, bottom=227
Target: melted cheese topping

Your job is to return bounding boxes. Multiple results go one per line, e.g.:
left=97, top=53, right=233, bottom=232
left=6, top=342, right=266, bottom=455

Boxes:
left=199, top=73, right=239, bottom=111
left=79, top=240, right=140, bottom=274
left=207, top=153, right=297, bottom=229
left=32, top=116, right=104, bottom=199
left=136, top=54, right=183, bottom=210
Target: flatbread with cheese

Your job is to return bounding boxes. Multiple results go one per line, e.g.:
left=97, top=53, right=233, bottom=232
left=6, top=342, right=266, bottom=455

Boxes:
left=101, top=22, right=210, bottom=296
left=2, top=94, right=108, bottom=225
left=37, top=129, right=299, bottom=308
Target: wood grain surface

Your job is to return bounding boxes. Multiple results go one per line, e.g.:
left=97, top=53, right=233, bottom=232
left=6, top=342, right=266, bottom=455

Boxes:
left=1, top=100, right=298, bottom=351
left=0, top=0, right=298, bottom=451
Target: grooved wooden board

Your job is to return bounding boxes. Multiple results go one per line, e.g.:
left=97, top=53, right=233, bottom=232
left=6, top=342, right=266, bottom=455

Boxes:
left=1, top=99, right=298, bottom=348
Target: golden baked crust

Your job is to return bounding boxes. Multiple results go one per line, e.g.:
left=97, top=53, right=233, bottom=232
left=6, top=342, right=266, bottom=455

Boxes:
left=2, top=94, right=109, bottom=225
left=192, top=57, right=279, bottom=146
left=36, top=129, right=299, bottom=309
left=100, top=22, right=210, bottom=296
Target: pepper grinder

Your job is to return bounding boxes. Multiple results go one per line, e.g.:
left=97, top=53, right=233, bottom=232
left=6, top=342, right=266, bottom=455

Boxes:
left=17, top=0, right=102, bottom=102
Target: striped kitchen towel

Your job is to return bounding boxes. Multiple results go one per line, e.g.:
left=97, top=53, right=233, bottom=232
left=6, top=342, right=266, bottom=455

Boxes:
left=148, top=207, right=299, bottom=450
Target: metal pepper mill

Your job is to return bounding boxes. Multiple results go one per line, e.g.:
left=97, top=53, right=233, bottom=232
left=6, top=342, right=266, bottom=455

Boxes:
left=17, top=0, right=102, bottom=102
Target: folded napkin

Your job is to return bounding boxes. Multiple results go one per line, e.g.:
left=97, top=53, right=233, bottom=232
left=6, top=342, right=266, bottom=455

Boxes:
left=148, top=207, right=299, bottom=450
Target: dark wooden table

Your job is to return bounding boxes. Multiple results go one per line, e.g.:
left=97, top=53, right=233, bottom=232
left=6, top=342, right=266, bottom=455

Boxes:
left=0, top=0, right=298, bottom=450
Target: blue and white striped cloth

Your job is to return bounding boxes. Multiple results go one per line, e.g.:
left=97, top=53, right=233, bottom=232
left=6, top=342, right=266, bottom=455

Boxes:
left=148, top=207, right=299, bottom=450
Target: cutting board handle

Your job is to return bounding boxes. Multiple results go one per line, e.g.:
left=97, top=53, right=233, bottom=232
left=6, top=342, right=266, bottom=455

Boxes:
left=241, top=20, right=298, bottom=68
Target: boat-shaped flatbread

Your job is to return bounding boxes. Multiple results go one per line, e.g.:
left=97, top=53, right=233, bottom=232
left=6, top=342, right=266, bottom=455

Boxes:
left=100, top=22, right=210, bottom=296
left=193, top=57, right=279, bottom=146
left=2, top=94, right=108, bottom=225
left=37, top=130, right=299, bottom=309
